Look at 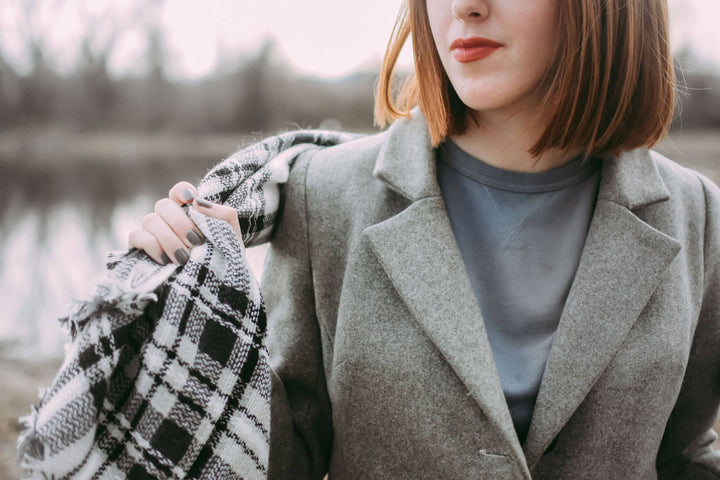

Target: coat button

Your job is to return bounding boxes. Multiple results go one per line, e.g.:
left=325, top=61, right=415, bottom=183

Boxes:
left=546, top=436, right=559, bottom=453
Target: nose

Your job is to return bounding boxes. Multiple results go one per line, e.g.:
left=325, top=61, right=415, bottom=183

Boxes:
left=451, top=0, right=489, bottom=21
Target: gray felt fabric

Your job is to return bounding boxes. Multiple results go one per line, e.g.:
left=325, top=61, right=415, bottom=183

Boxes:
left=436, top=140, right=602, bottom=443
left=264, top=110, right=720, bottom=479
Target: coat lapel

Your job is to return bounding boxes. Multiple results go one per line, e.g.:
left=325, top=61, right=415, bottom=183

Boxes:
left=365, top=112, right=529, bottom=473
left=363, top=200, right=522, bottom=449
left=523, top=150, right=681, bottom=467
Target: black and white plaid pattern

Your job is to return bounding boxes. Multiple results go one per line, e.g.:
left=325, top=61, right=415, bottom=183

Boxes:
left=17, top=130, right=360, bottom=480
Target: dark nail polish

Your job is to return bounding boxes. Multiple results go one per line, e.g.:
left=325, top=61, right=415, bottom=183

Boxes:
left=174, top=248, right=189, bottom=265
left=195, top=197, right=213, bottom=208
left=187, top=230, right=204, bottom=246
left=160, top=252, right=171, bottom=265
left=182, top=189, right=195, bottom=202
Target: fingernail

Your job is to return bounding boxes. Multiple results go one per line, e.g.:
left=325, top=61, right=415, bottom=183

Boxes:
left=174, top=248, right=189, bottom=265
left=195, top=197, right=213, bottom=209
left=187, top=230, right=204, bottom=246
left=160, top=252, right=171, bottom=265
left=182, top=189, right=195, bottom=202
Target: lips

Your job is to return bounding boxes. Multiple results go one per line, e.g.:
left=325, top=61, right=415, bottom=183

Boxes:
left=450, top=37, right=502, bottom=63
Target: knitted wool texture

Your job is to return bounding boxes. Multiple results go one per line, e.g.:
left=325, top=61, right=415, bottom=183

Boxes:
left=17, top=130, right=359, bottom=480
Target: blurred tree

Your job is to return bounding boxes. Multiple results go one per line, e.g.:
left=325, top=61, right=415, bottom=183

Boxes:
left=673, top=48, right=720, bottom=129
left=12, top=0, right=64, bottom=121
left=0, top=0, right=715, bottom=134
left=232, top=40, right=275, bottom=132
left=0, top=54, right=21, bottom=126
left=74, top=38, right=117, bottom=126
left=0, top=0, right=167, bottom=127
left=72, top=0, right=166, bottom=127
left=142, top=26, right=172, bottom=129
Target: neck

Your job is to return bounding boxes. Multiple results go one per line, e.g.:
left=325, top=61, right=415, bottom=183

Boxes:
left=450, top=109, right=579, bottom=173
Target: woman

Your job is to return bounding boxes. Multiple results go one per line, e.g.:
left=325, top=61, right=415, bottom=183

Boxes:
left=130, top=0, right=720, bottom=478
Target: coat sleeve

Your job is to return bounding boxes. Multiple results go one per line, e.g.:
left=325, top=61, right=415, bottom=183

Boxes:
left=658, top=173, right=720, bottom=479
left=261, top=151, right=333, bottom=479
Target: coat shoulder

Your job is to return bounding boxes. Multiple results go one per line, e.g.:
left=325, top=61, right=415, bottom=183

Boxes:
left=644, top=149, right=720, bottom=258
left=285, top=129, right=410, bottom=251
left=297, top=129, right=407, bottom=216
left=649, top=149, right=720, bottom=206
left=302, top=129, right=388, bottom=193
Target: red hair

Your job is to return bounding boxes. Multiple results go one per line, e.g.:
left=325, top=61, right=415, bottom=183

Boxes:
left=375, top=0, right=676, bottom=157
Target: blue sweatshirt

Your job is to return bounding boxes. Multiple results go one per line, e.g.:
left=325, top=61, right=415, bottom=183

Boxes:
left=436, top=141, right=601, bottom=444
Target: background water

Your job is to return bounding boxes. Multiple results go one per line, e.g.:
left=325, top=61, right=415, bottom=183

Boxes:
left=0, top=137, right=273, bottom=360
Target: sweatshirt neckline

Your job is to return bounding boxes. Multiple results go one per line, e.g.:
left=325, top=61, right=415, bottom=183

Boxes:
left=437, top=141, right=601, bottom=193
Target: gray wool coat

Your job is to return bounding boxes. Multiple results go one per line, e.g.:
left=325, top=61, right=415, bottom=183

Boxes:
left=261, top=111, right=720, bottom=479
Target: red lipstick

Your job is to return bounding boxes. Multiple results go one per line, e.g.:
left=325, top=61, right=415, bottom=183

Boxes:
left=450, top=37, right=502, bottom=63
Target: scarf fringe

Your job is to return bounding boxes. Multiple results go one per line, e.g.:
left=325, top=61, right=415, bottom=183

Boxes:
left=16, top=405, right=47, bottom=479
left=59, top=282, right=158, bottom=340
left=18, top=280, right=157, bottom=477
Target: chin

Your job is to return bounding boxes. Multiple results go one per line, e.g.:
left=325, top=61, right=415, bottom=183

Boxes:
left=456, top=94, right=510, bottom=114
left=454, top=86, right=536, bottom=118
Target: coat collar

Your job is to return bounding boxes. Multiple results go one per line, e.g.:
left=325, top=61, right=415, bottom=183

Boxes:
left=373, top=109, right=672, bottom=210
left=373, top=110, right=441, bottom=201
left=598, top=148, right=671, bottom=209
left=367, top=110, right=680, bottom=473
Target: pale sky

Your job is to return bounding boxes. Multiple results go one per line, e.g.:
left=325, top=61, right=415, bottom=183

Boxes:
left=1, top=0, right=719, bottom=79
left=159, top=0, right=409, bottom=78
left=157, top=0, right=720, bottom=79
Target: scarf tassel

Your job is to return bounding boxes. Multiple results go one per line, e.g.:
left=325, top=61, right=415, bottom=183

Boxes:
left=17, top=404, right=48, bottom=478
left=59, top=283, right=158, bottom=340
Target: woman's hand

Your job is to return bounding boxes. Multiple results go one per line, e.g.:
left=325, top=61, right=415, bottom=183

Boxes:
left=128, top=181, right=243, bottom=265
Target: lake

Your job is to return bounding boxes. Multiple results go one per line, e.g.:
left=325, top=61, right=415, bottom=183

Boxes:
left=0, top=130, right=272, bottom=360
left=1, top=128, right=719, bottom=357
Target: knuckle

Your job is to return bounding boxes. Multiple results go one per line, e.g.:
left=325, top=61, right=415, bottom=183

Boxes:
left=142, top=213, right=157, bottom=228
left=161, top=235, right=184, bottom=251
left=154, top=198, right=172, bottom=212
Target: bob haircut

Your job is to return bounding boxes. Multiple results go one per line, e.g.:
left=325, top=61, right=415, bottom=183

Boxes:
left=375, top=0, right=676, bottom=158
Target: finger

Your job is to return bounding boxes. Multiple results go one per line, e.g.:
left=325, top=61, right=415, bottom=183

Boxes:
left=128, top=228, right=171, bottom=265
left=193, top=200, right=243, bottom=240
left=169, top=181, right=198, bottom=205
left=142, top=213, right=191, bottom=264
left=154, top=198, right=205, bottom=248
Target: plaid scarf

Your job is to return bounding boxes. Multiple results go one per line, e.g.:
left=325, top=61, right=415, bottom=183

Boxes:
left=17, top=130, right=360, bottom=480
